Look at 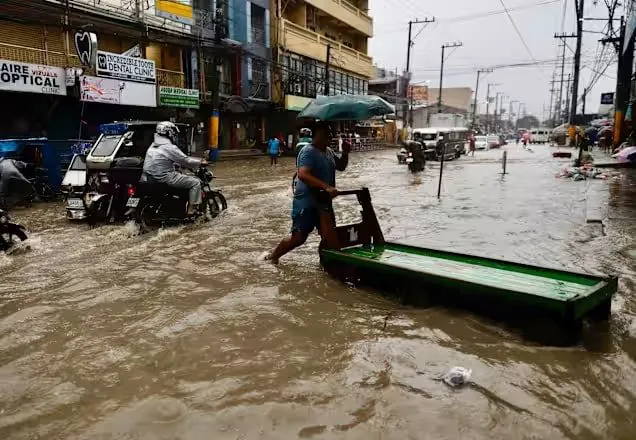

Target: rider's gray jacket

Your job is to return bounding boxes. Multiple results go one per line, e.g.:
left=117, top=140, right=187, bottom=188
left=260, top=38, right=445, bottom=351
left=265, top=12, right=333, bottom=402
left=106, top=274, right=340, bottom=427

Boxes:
left=142, top=134, right=200, bottom=182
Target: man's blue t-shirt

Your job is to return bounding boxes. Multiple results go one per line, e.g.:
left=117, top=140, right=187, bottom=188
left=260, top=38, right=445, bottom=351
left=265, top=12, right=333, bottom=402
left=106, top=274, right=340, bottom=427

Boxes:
left=293, top=144, right=336, bottom=210
left=268, top=138, right=280, bottom=155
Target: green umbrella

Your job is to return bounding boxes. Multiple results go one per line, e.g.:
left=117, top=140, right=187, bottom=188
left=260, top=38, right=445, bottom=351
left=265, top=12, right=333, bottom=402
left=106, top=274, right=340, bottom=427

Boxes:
left=297, top=95, right=395, bottom=121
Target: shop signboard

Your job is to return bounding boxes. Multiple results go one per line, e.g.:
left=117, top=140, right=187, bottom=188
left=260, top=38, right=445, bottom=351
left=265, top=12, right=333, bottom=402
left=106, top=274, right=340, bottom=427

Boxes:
left=0, top=59, right=66, bottom=96
left=96, top=51, right=156, bottom=84
left=599, top=92, right=614, bottom=116
left=407, top=85, right=429, bottom=106
left=80, top=75, right=157, bottom=107
left=73, top=30, right=98, bottom=68
left=285, top=95, right=312, bottom=112
left=158, top=86, right=200, bottom=108
left=156, top=0, right=193, bottom=25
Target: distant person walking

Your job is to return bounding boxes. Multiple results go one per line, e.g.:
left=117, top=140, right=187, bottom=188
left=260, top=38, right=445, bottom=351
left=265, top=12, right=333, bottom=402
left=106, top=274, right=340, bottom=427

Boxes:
left=268, top=136, right=280, bottom=166
left=468, top=133, right=476, bottom=156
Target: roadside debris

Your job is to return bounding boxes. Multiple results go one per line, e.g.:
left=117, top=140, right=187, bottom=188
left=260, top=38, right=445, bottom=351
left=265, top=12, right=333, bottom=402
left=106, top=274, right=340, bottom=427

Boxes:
left=556, top=165, right=608, bottom=181
left=442, top=366, right=472, bottom=387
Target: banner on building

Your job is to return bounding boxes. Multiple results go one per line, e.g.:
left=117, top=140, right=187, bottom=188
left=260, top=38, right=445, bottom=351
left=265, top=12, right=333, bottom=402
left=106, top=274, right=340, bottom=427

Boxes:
left=0, top=59, right=66, bottom=96
left=96, top=51, right=156, bottom=84
left=599, top=92, right=615, bottom=116
left=121, top=44, right=142, bottom=58
left=407, top=85, right=428, bottom=106
left=285, top=95, right=312, bottom=112
left=156, top=0, right=193, bottom=26
left=600, top=92, right=614, bottom=105
left=80, top=76, right=157, bottom=107
left=158, top=86, right=199, bottom=108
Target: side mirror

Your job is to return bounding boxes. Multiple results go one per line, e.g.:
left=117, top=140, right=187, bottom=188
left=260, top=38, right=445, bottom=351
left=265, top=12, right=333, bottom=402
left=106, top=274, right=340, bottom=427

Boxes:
left=124, top=140, right=133, bottom=148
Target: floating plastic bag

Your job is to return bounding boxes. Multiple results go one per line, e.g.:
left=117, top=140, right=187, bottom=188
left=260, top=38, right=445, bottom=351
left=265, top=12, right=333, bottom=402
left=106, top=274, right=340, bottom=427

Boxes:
left=442, top=366, right=472, bottom=387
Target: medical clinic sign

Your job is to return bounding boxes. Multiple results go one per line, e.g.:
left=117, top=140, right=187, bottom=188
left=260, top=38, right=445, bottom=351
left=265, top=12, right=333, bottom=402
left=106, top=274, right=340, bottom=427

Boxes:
left=0, top=59, right=66, bottom=96
left=96, top=51, right=156, bottom=84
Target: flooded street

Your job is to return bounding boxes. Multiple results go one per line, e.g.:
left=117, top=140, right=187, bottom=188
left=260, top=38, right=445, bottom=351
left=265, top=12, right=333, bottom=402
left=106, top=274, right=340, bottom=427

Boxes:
left=1, top=144, right=634, bottom=439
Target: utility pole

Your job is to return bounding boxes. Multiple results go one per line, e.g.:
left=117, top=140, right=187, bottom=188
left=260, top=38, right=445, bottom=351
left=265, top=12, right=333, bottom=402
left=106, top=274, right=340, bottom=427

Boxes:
left=485, top=83, right=499, bottom=133
left=325, top=44, right=331, bottom=96
left=582, top=87, right=587, bottom=115
left=471, top=68, right=493, bottom=130
left=494, top=92, right=504, bottom=132
left=509, top=100, right=518, bottom=128
left=548, top=72, right=556, bottom=125
left=438, top=41, right=463, bottom=113
left=209, top=0, right=226, bottom=160
left=610, top=16, right=635, bottom=148
left=404, top=17, right=435, bottom=127
left=564, top=73, right=572, bottom=122
left=569, top=0, right=584, bottom=130
left=554, top=34, right=575, bottom=124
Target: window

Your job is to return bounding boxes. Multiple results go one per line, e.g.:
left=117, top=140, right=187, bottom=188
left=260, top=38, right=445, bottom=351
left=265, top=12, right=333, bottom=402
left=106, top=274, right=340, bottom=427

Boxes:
left=329, top=71, right=335, bottom=95
left=304, top=59, right=316, bottom=97
left=335, top=72, right=342, bottom=94
left=69, top=154, right=87, bottom=171
left=250, top=3, right=266, bottom=45
left=249, top=58, right=268, bottom=100
left=316, top=62, right=325, bottom=95
left=91, top=135, right=121, bottom=157
left=363, top=80, right=368, bottom=95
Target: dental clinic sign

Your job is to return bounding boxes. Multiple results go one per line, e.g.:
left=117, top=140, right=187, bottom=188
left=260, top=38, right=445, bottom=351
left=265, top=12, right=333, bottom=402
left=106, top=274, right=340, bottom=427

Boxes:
left=0, top=59, right=66, bottom=96
left=96, top=51, right=156, bottom=84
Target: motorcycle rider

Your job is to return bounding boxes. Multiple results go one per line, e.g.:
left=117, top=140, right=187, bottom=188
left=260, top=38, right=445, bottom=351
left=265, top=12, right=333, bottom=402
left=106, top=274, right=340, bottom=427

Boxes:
left=0, top=158, right=35, bottom=208
left=142, top=121, right=207, bottom=216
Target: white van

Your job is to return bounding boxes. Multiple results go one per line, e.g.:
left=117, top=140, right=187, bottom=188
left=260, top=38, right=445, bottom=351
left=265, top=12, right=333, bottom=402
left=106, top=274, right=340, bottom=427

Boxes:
left=530, top=128, right=551, bottom=144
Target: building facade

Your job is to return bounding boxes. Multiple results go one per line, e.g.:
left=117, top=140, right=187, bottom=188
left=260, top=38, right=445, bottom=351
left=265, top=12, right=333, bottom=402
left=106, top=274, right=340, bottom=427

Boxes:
left=0, top=0, right=208, bottom=141
left=271, top=0, right=373, bottom=117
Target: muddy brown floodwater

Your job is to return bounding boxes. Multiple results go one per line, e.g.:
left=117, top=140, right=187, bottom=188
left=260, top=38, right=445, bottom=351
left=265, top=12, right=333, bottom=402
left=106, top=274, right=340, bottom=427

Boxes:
left=0, top=144, right=634, bottom=440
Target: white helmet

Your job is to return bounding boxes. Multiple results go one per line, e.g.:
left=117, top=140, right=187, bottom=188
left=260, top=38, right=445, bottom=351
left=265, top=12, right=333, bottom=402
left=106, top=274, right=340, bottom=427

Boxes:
left=156, top=121, right=180, bottom=144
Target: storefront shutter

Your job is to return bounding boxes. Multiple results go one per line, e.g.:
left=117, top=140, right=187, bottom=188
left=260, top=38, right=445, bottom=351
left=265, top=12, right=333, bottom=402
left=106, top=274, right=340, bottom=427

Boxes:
left=0, top=20, right=46, bottom=65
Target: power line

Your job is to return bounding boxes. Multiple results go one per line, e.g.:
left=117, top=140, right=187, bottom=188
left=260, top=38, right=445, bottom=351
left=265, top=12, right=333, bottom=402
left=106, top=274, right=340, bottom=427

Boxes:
left=498, top=0, right=537, bottom=62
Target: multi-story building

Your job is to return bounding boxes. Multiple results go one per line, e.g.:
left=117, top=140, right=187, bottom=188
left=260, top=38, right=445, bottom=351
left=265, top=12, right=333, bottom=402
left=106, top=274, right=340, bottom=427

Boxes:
left=270, top=0, right=373, bottom=116
left=0, top=0, right=208, bottom=140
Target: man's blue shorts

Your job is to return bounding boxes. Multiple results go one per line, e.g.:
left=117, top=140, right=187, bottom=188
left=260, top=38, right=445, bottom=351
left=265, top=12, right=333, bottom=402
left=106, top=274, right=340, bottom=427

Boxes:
left=291, top=206, right=320, bottom=234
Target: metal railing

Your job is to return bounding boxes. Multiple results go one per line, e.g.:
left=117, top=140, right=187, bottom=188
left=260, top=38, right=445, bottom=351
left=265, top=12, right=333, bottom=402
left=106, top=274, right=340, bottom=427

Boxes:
left=156, top=68, right=185, bottom=88
left=250, top=27, right=266, bottom=46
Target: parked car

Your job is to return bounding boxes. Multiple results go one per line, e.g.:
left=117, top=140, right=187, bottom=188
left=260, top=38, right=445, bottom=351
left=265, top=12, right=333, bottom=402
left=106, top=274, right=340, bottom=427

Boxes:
left=486, top=135, right=500, bottom=149
left=472, top=135, right=489, bottom=150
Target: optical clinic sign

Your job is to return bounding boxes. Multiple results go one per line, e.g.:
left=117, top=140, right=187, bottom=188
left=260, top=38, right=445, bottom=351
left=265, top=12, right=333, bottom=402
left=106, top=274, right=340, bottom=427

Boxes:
left=96, top=51, right=156, bottom=84
left=0, top=60, right=66, bottom=96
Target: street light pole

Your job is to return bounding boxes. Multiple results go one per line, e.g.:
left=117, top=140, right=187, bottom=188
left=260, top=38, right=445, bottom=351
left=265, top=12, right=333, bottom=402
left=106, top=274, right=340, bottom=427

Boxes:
left=438, top=41, right=462, bottom=113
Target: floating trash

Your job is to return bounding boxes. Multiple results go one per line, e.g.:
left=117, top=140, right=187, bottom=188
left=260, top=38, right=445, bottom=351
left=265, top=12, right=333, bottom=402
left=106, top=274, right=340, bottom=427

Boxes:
left=442, top=366, right=472, bottom=387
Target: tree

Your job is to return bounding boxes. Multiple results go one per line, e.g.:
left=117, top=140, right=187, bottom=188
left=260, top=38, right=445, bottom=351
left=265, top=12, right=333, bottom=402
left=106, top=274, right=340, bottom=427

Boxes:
left=516, top=115, right=540, bottom=129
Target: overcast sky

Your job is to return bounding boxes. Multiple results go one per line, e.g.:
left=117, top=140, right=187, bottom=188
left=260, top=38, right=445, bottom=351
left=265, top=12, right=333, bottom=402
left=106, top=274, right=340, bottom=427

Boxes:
left=369, top=0, right=622, bottom=120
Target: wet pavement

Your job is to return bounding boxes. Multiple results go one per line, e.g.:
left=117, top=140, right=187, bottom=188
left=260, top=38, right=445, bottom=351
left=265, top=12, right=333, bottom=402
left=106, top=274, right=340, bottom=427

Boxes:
left=0, top=144, right=634, bottom=439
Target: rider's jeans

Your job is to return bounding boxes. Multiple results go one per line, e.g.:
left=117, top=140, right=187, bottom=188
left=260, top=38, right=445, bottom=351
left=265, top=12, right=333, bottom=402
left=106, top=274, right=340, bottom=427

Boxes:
left=163, top=172, right=202, bottom=206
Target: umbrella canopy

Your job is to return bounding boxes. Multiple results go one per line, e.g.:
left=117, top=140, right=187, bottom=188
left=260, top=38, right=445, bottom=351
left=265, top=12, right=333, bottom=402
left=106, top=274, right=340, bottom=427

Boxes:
left=612, top=146, right=636, bottom=162
left=598, top=126, right=613, bottom=137
left=297, top=95, right=395, bottom=121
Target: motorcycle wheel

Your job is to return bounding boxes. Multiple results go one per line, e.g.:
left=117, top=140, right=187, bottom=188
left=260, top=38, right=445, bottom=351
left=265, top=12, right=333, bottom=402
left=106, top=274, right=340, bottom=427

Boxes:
left=209, top=191, right=227, bottom=211
left=203, top=197, right=221, bottom=220
left=0, top=226, right=28, bottom=252
left=136, top=202, right=158, bottom=234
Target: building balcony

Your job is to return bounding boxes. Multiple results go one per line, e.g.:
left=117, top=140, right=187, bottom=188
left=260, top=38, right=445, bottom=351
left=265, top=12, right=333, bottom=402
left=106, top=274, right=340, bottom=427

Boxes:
left=156, top=68, right=185, bottom=88
left=281, top=19, right=373, bottom=78
left=0, top=41, right=81, bottom=69
left=304, top=0, right=372, bottom=37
